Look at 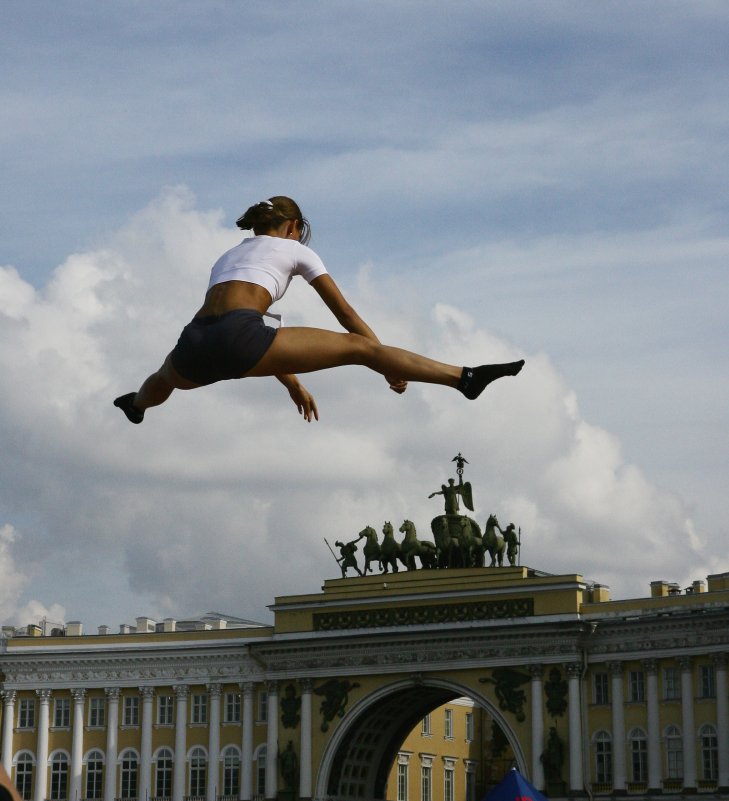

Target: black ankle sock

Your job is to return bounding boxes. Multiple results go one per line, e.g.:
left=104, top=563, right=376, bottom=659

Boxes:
left=458, top=360, right=524, bottom=400
left=113, top=393, right=144, bottom=424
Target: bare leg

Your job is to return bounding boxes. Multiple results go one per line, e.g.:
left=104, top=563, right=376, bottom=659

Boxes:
left=114, top=354, right=199, bottom=423
left=245, top=327, right=461, bottom=385
left=245, top=327, right=523, bottom=395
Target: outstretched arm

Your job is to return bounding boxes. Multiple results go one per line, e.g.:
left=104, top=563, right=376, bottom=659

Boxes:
left=276, top=374, right=319, bottom=422
left=311, top=274, right=408, bottom=394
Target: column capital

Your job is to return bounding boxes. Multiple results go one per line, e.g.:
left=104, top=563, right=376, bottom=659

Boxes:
left=712, top=653, right=728, bottom=669
left=71, top=688, right=87, bottom=702
left=566, top=662, right=583, bottom=678
left=174, top=684, right=190, bottom=699
left=241, top=681, right=255, bottom=696
left=36, top=688, right=53, bottom=703
left=266, top=680, right=279, bottom=694
left=608, top=661, right=624, bottom=676
left=105, top=687, right=121, bottom=700
left=642, top=658, right=658, bottom=675
left=300, top=678, right=313, bottom=693
left=528, top=664, right=544, bottom=680
left=678, top=656, right=693, bottom=671
left=140, top=686, right=156, bottom=700
left=207, top=683, right=222, bottom=698
left=1, top=690, right=17, bottom=704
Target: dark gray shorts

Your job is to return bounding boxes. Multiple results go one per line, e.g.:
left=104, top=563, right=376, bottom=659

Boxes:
left=169, top=309, right=278, bottom=386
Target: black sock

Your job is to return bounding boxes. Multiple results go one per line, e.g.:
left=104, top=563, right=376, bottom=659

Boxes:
left=113, top=393, right=144, bottom=424
left=458, top=360, right=524, bottom=400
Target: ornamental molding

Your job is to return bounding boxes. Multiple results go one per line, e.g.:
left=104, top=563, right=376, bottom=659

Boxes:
left=1, top=649, right=262, bottom=689
left=250, top=626, right=583, bottom=678
left=585, top=611, right=729, bottom=659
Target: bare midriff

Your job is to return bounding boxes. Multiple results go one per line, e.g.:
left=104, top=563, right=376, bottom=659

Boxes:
left=194, top=280, right=273, bottom=318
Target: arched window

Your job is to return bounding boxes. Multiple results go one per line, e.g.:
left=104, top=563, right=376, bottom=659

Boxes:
left=221, top=746, right=240, bottom=798
left=188, top=747, right=207, bottom=797
left=120, top=750, right=138, bottom=799
left=154, top=748, right=173, bottom=799
left=664, top=725, right=683, bottom=780
left=629, top=728, right=648, bottom=783
left=594, top=731, right=612, bottom=783
left=85, top=750, right=105, bottom=799
left=254, top=745, right=266, bottom=798
left=50, top=753, right=69, bottom=801
left=700, top=724, right=718, bottom=781
left=14, top=752, right=35, bottom=801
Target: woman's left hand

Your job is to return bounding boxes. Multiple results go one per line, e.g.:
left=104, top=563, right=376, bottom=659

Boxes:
left=288, top=382, right=319, bottom=422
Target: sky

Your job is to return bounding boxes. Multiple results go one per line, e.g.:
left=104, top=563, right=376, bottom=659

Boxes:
left=1, top=1, right=728, bottom=631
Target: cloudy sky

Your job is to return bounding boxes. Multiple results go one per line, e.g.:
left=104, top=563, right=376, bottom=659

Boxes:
left=1, top=1, right=728, bottom=631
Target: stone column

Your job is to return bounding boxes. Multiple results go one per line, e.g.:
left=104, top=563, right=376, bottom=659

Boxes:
left=529, top=666, right=545, bottom=790
left=34, top=689, right=52, bottom=801
left=679, top=657, right=697, bottom=791
left=207, top=684, right=221, bottom=801
left=0, top=690, right=16, bottom=770
left=70, top=689, right=87, bottom=801
left=104, top=688, right=120, bottom=801
left=608, top=663, right=626, bottom=792
left=566, top=663, right=584, bottom=794
left=240, top=684, right=254, bottom=801
left=139, top=688, right=155, bottom=801
left=643, top=659, right=662, bottom=791
left=713, top=654, right=729, bottom=791
left=299, top=680, right=313, bottom=801
left=265, top=682, right=278, bottom=801
left=173, top=685, right=189, bottom=801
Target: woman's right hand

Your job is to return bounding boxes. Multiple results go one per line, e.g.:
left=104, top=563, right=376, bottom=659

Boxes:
left=386, top=376, right=408, bottom=394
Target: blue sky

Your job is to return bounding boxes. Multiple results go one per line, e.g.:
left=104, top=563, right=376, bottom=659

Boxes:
left=1, top=1, right=728, bottom=629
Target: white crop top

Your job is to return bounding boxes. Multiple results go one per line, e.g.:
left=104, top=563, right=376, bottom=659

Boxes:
left=207, top=235, right=328, bottom=303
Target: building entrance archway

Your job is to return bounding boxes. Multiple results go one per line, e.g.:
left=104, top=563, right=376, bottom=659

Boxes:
left=316, top=677, right=526, bottom=801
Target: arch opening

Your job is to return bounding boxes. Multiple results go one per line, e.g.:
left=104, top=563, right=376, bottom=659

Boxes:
left=318, top=679, right=525, bottom=801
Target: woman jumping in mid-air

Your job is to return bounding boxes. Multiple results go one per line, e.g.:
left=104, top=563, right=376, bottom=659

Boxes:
left=114, top=196, right=524, bottom=424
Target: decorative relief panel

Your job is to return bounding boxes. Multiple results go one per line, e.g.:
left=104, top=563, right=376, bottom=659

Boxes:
left=313, top=598, right=534, bottom=631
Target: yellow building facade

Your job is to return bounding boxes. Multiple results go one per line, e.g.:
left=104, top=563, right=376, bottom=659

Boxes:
left=1, top=567, right=728, bottom=801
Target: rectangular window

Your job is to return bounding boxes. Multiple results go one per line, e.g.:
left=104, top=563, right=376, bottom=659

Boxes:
left=664, top=667, right=681, bottom=700
left=123, top=695, right=139, bottom=726
left=397, top=763, right=408, bottom=801
left=421, top=765, right=432, bottom=801
left=86, top=753, right=104, bottom=799
left=15, top=757, right=34, bottom=800
left=666, top=734, right=683, bottom=779
left=50, top=757, right=68, bottom=801
left=444, top=768, right=454, bottom=801
left=700, top=665, right=716, bottom=698
left=444, top=709, right=453, bottom=739
left=596, top=738, right=612, bottom=783
left=224, top=692, right=241, bottom=723
left=157, top=695, right=173, bottom=725
left=53, top=697, right=70, bottom=728
left=18, top=699, right=36, bottom=729
left=191, top=693, right=208, bottom=724
left=629, top=670, right=645, bottom=702
left=631, top=737, right=648, bottom=782
left=155, top=753, right=172, bottom=799
left=594, top=673, right=609, bottom=705
left=465, top=712, right=474, bottom=742
left=223, top=753, right=240, bottom=797
left=89, top=697, right=105, bottom=727
left=465, top=771, right=476, bottom=801
left=421, top=714, right=431, bottom=736
left=257, top=690, right=268, bottom=723
left=120, top=755, right=138, bottom=799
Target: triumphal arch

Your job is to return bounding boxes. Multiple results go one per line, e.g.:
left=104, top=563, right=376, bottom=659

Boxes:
left=2, top=456, right=729, bottom=801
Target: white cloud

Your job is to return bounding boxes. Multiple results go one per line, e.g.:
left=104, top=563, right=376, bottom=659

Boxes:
left=0, top=189, right=714, bottom=628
